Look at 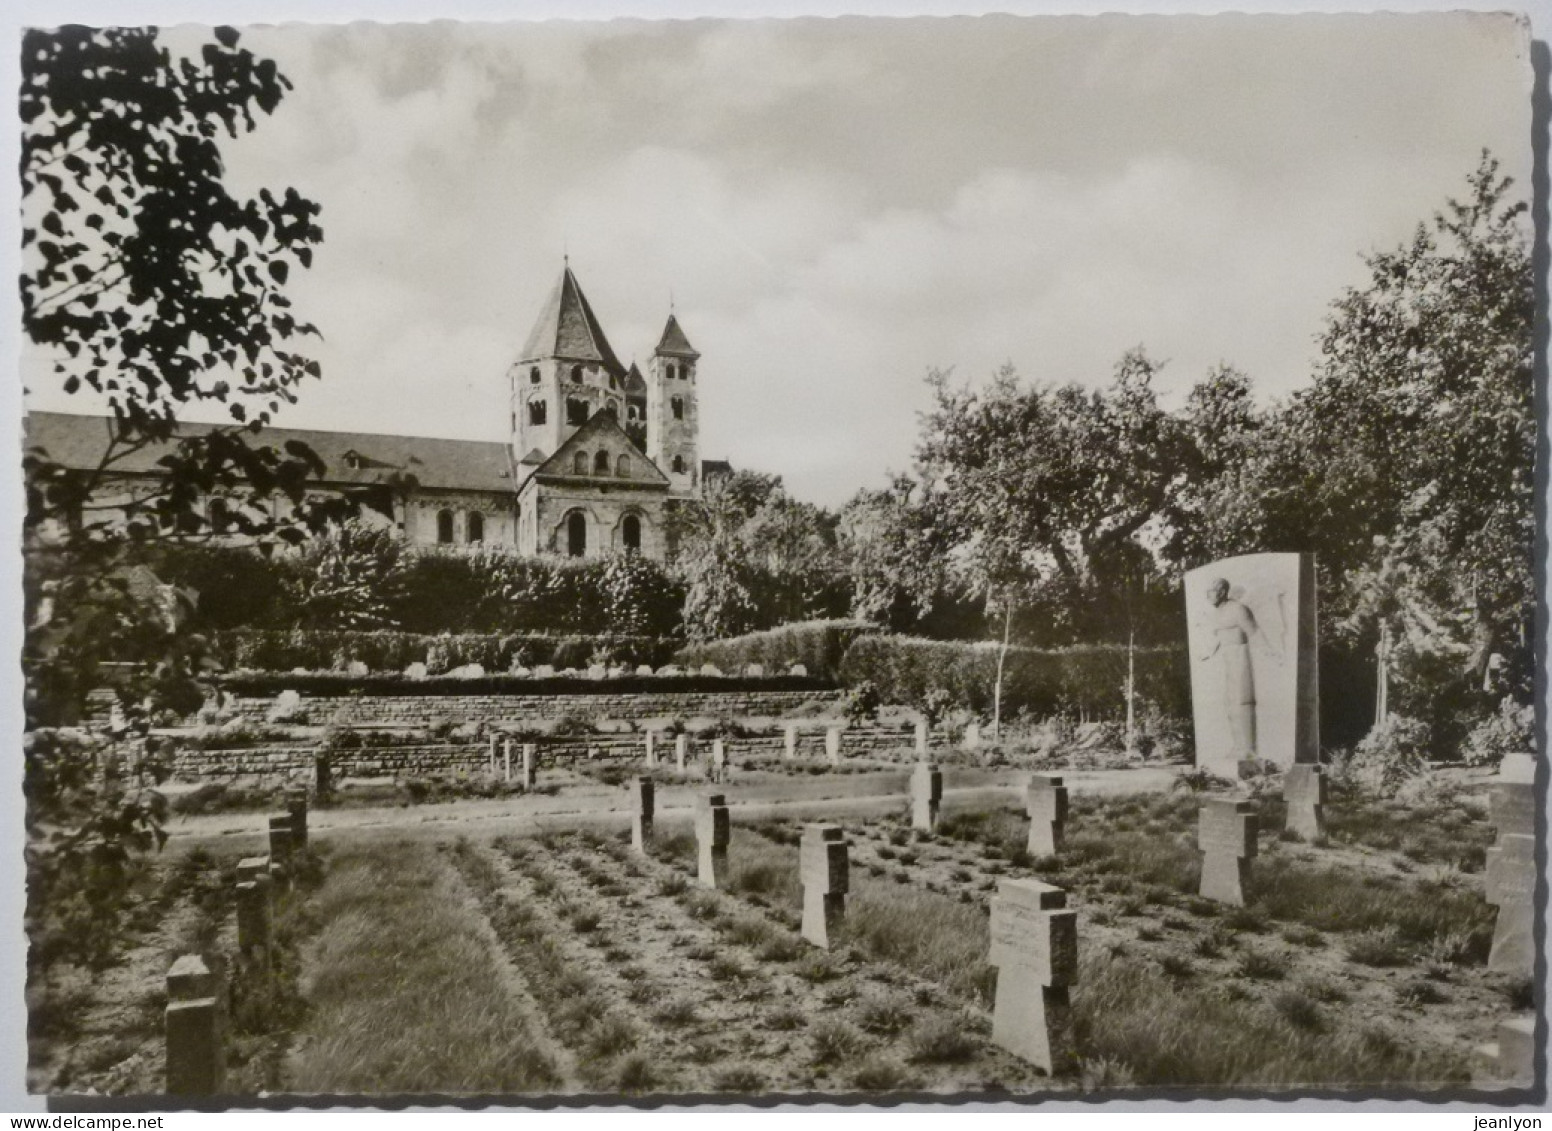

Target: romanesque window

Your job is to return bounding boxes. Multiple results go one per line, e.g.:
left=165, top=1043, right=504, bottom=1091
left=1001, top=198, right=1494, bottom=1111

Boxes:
left=566, top=399, right=589, bottom=426
left=566, top=511, right=587, bottom=557
left=668, top=363, right=678, bottom=380
left=603, top=402, right=617, bottom=419
left=467, top=512, right=484, bottom=543
left=616, top=454, right=631, bottom=478
left=208, top=497, right=231, bottom=533
left=671, top=396, right=684, bottom=420
left=594, top=451, right=611, bottom=474
left=528, top=399, right=547, bottom=425
left=672, top=455, right=686, bottom=474
left=623, top=514, right=641, bottom=552
left=573, top=450, right=588, bottom=475
left=529, top=366, right=541, bottom=385
left=570, top=364, right=584, bottom=383
left=437, top=509, right=455, bottom=544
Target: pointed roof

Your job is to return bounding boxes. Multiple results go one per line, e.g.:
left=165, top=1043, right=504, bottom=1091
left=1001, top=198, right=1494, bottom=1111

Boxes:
left=624, top=362, right=648, bottom=397
left=519, top=264, right=627, bottom=377
left=530, top=410, right=671, bottom=486
left=655, top=313, right=700, bottom=360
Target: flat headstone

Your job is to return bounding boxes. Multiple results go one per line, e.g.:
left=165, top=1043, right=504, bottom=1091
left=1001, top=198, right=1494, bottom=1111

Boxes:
left=989, top=879, right=1077, bottom=1074
left=800, top=824, right=849, bottom=948
left=631, top=776, right=655, bottom=853
left=1198, top=798, right=1257, bottom=905
left=1025, top=774, right=1068, bottom=857
left=696, top=793, right=731, bottom=889
left=1282, top=764, right=1326, bottom=841
left=1185, top=553, right=1319, bottom=775
left=911, top=761, right=942, bottom=831
left=404, top=662, right=428, bottom=680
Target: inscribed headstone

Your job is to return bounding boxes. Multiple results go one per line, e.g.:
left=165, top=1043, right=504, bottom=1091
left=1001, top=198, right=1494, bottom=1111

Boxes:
left=988, top=879, right=1077, bottom=1074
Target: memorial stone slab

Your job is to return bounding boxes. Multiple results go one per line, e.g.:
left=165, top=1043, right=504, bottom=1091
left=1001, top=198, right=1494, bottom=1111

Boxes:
left=911, top=761, right=943, bottom=831
left=631, top=776, right=655, bottom=853
left=1198, top=798, right=1257, bottom=905
left=988, top=879, right=1077, bottom=1074
left=696, top=793, right=731, bottom=889
left=1281, top=764, right=1327, bottom=841
left=800, top=825, right=849, bottom=948
left=1025, top=774, right=1068, bottom=858
left=1185, top=553, right=1319, bottom=774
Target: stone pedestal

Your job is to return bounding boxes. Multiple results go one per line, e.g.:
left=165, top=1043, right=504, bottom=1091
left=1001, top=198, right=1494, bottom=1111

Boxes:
left=911, top=761, right=942, bottom=831
left=522, top=743, right=536, bottom=790
left=989, top=879, right=1077, bottom=1074
left=800, top=825, right=849, bottom=948
left=696, top=793, right=731, bottom=889
left=284, top=787, right=309, bottom=851
left=1487, top=756, right=1537, bottom=977
left=1198, top=798, right=1257, bottom=905
left=824, top=726, right=841, bottom=767
left=1025, top=774, right=1068, bottom=857
left=1282, top=764, right=1326, bottom=841
left=675, top=735, right=688, bottom=773
left=784, top=725, right=798, bottom=761
left=631, top=776, right=655, bottom=853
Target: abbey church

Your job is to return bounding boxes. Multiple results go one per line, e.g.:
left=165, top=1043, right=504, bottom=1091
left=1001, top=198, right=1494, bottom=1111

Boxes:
left=25, top=264, right=725, bottom=563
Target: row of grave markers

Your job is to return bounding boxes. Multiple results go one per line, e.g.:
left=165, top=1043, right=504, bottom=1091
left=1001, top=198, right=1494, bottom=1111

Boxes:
left=165, top=791, right=313, bottom=1096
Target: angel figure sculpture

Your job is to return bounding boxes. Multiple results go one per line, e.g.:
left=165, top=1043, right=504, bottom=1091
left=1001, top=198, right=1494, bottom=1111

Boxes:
left=1197, top=577, right=1283, bottom=762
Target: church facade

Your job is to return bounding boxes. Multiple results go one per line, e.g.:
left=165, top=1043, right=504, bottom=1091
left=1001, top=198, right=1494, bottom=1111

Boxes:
left=25, top=264, right=721, bottom=563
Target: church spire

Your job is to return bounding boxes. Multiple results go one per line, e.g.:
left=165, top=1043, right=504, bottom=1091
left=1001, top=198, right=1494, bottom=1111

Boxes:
left=655, top=312, right=700, bottom=360
left=519, top=261, right=626, bottom=377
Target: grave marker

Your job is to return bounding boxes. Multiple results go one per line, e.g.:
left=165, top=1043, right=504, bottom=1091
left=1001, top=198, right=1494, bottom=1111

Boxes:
left=1282, top=764, right=1327, bottom=841
left=696, top=793, right=731, bottom=889
left=988, top=879, right=1077, bottom=1074
left=1480, top=1016, right=1537, bottom=1088
left=784, top=725, right=797, bottom=761
left=824, top=726, right=841, bottom=767
left=236, top=856, right=270, bottom=885
left=1198, top=798, right=1257, bottom=905
left=712, top=739, right=727, bottom=782
left=284, top=787, right=308, bottom=851
left=502, top=738, right=512, bottom=782
left=522, top=743, right=536, bottom=790
left=165, top=955, right=223, bottom=1095
left=645, top=731, right=658, bottom=768
left=631, top=776, right=655, bottom=853
left=235, top=877, right=271, bottom=957
left=964, top=721, right=982, bottom=750
left=267, top=815, right=293, bottom=881
left=800, top=824, right=849, bottom=948
left=675, top=734, right=688, bottom=773
left=914, top=720, right=929, bottom=757
left=1486, top=754, right=1536, bottom=976
left=1025, top=774, right=1068, bottom=857
left=911, top=761, right=942, bottom=831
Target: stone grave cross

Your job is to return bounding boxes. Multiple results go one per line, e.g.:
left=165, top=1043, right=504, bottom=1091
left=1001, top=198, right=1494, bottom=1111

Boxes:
left=1025, top=774, right=1068, bottom=857
left=1198, top=797, right=1257, bottom=906
left=911, top=761, right=942, bottom=831
left=1282, top=764, right=1326, bottom=841
left=631, top=776, right=655, bottom=853
left=1487, top=754, right=1536, bottom=976
left=800, top=824, right=849, bottom=948
left=988, top=879, right=1077, bottom=1074
left=696, top=793, right=731, bottom=889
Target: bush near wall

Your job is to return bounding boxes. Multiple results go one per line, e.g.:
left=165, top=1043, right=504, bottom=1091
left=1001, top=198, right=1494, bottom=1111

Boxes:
left=210, top=630, right=680, bottom=674
left=675, top=619, right=884, bottom=680
left=837, top=634, right=1193, bottom=721
left=216, top=671, right=833, bottom=698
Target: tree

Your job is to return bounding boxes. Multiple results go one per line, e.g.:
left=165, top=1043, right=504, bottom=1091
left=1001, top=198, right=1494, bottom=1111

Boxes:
left=837, top=474, right=945, bottom=629
left=284, top=520, right=407, bottom=630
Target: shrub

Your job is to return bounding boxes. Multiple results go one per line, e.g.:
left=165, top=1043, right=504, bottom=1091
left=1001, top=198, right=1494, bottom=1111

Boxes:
left=1459, top=696, right=1534, bottom=768
left=809, top=1019, right=866, bottom=1066
left=676, top=619, right=881, bottom=680
left=849, top=1058, right=919, bottom=1092
left=1344, top=716, right=1430, bottom=798
left=212, top=629, right=679, bottom=675
left=907, top=1016, right=979, bottom=1064
left=1344, top=926, right=1410, bottom=967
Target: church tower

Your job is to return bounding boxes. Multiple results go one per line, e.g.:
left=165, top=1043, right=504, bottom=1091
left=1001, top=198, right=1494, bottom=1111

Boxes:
left=509, top=263, right=628, bottom=469
left=646, top=311, right=701, bottom=497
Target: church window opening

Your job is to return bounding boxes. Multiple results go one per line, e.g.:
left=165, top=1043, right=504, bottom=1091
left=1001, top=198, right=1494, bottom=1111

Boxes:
left=623, top=514, right=641, bottom=552
left=609, top=373, right=618, bottom=390
left=566, top=398, right=589, bottom=426
left=528, top=399, right=547, bottom=426
left=616, top=454, right=631, bottom=478
left=671, top=396, right=684, bottom=420
left=573, top=450, right=588, bottom=475
left=208, top=497, right=231, bottom=533
left=603, top=402, right=618, bottom=419
left=594, top=451, right=611, bottom=474
left=570, top=364, right=584, bottom=383
left=467, top=512, right=484, bottom=543
left=529, top=367, right=541, bottom=385
left=437, top=509, right=455, bottom=544
left=672, top=455, right=686, bottom=474
left=567, top=511, right=587, bottom=557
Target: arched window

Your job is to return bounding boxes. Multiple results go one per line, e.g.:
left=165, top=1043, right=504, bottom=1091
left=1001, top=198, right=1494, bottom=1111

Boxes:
left=681, top=363, right=692, bottom=381
left=467, top=512, right=484, bottom=543
left=668, top=363, right=678, bottom=380
left=566, top=511, right=587, bottom=557
left=672, top=455, right=686, bottom=474
left=208, top=497, right=231, bottom=533
left=671, top=396, right=684, bottom=420
left=623, top=514, right=641, bottom=552
left=437, top=509, right=455, bottom=544
left=570, top=364, right=584, bottom=383
left=594, top=451, right=611, bottom=474
left=528, top=399, right=547, bottom=425
left=609, top=373, right=618, bottom=390
left=529, top=366, right=541, bottom=385
left=566, top=398, right=589, bottom=426
left=602, top=402, right=617, bottom=419
left=616, top=454, right=631, bottom=478
left=573, top=450, right=588, bottom=475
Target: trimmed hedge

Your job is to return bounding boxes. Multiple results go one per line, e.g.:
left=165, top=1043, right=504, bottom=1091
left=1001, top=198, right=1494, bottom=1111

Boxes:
left=675, top=619, right=884, bottom=681
left=838, top=634, right=1192, bottom=721
left=216, top=672, right=834, bottom=698
left=210, top=630, right=679, bottom=675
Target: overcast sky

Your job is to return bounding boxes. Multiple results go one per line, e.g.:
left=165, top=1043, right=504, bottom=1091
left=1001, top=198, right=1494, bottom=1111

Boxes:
left=21, top=13, right=1532, bottom=506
